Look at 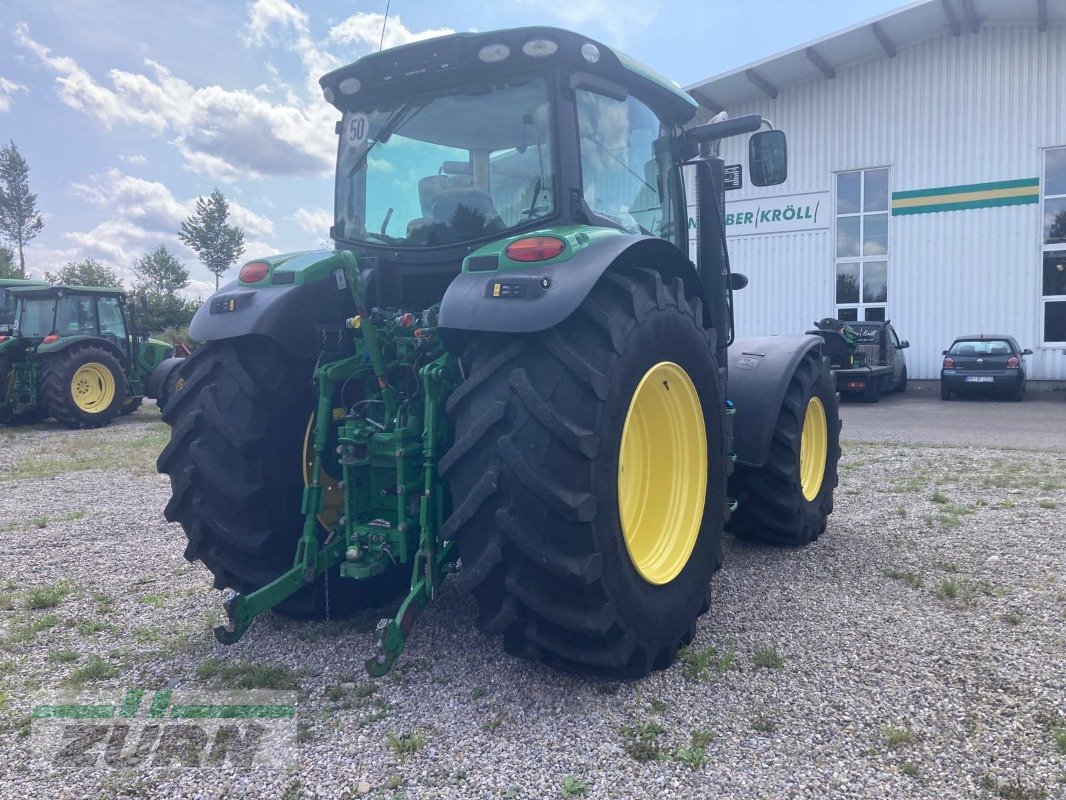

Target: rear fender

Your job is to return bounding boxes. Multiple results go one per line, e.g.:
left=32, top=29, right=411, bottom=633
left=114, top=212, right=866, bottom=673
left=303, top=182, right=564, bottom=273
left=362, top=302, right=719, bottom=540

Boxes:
left=37, top=335, right=127, bottom=365
left=189, top=250, right=357, bottom=358
left=437, top=234, right=710, bottom=349
left=729, top=335, right=825, bottom=468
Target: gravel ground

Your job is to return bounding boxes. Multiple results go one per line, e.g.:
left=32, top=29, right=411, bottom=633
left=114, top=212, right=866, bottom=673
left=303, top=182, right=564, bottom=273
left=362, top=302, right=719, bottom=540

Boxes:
left=0, top=406, right=1063, bottom=799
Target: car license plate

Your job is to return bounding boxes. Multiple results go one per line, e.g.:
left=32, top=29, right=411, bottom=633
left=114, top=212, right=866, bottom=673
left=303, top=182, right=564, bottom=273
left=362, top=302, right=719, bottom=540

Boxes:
left=965, top=376, right=993, bottom=383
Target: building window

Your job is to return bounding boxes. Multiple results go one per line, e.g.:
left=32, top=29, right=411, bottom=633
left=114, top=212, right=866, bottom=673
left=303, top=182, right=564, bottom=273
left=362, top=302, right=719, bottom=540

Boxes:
left=835, top=168, right=889, bottom=321
left=1043, top=148, right=1066, bottom=345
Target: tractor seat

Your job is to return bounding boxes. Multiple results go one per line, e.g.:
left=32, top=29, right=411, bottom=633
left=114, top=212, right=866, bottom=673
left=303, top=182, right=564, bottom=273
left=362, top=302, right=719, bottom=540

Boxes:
left=418, top=174, right=471, bottom=217
left=430, top=189, right=504, bottom=228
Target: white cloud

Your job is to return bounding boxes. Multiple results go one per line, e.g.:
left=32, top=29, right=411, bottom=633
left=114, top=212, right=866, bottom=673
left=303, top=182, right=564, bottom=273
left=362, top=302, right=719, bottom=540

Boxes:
left=119, top=153, right=148, bottom=165
left=16, top=23, right=333, bottom=180
left=28, top=169, right=276, bottom=287
left=0, top=76, right=28, bottom=112
left=513, top=0, right=661, bottom=47
left=327, top=12, right=454, bottom=51
left=291, top=206, right=332, bottom=234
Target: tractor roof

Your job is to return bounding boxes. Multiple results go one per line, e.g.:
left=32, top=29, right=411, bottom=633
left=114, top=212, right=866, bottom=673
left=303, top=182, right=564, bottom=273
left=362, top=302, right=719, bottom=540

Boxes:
left=320, top=26, right=699, bottom=125
left=7, top=284, right=125, bottom=299
left=0, top=278, right=48, bottom=289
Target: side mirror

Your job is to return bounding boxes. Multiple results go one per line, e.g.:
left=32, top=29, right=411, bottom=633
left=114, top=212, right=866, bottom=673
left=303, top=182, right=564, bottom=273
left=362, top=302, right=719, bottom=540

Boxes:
left=749, top=130, right=787, bottom=186
left=1022, top=348, right=1033, bottom=355
left=941, top=350, right=948, bottom=355
left=729, top=273, right=748, bottom=291
left=899, top=341, right=910, bottom=349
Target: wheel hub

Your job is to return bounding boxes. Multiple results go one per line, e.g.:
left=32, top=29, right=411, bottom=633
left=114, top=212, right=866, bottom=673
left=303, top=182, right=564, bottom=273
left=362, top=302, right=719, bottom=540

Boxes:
left=70, top=363, right=116, bottom=413
left=617, top=361, right=707, bottom=585
left=799, top=396, right=828, bottom=501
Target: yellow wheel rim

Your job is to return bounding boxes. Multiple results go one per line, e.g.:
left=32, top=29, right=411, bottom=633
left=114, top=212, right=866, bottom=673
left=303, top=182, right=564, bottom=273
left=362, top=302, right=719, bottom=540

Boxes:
left=617, top=362, right=707, bottom=585
left=799, top=396, right=828, bottom=501
left=303, top=415, right=343, bottom=530
left=70, top=362, right=116, bottom=413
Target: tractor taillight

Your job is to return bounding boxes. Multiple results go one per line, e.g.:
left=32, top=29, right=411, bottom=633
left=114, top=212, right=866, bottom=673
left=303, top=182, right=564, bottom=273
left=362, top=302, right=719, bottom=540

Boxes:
left=42, top=334, right=60, bottom=344
left=505, top=236, right=566, bottom=262
left=0, top=336, right=7, bottom=344
left=1007, top=356, right=1019, bottom=367
left=239, top=261, right=270, bottom=283
left=943, top=357, right=954, bottom=368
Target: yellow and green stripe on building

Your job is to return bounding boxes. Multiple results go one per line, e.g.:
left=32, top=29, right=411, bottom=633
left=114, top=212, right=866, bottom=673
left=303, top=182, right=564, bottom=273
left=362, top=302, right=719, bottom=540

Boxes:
left=891, top=178, right=1040, bottom=215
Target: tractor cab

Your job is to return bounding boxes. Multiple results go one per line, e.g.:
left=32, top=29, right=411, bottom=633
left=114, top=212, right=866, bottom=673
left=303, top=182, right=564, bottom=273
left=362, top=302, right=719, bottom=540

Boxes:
left=318, top=27, right=785, bottom=311
left=9, top=285, right=132, bottom=351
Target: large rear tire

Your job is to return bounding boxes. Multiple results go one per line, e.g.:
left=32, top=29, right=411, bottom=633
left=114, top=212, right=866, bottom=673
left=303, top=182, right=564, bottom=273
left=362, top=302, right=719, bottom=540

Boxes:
left=441, top=268, right=730, bottom=678
left=157, top=336, right=406, bottom=618
left=42, top=346, right=126, bottom=429
left=727, top=350, right=840, bottom=547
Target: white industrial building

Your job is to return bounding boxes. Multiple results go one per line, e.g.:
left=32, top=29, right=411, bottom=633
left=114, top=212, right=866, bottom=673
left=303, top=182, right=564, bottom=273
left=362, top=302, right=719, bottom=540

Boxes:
left=686, top=0, right=1066, bottom=380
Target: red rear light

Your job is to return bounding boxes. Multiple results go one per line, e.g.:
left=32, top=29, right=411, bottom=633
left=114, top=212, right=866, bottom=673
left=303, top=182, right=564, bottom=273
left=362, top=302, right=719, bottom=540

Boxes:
left=239, top=261, right=270, bottom=283
left=1007, top=356, right=1019, bottom=367
left=0, top=336, right=7, bottom=344
left=42, top=334, right=60, bottom=345
left=943, top=357, right=954, bottom=368
left=504, top=236, right=566, bottom=262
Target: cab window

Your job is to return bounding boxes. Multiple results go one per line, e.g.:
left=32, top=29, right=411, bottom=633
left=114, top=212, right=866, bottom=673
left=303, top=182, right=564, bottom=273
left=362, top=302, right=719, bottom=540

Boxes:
left=97, top=297, right=126, bottom=340
left=55, top=296, right=97, bottom=336
left=576, top=90, right=669, bottom=238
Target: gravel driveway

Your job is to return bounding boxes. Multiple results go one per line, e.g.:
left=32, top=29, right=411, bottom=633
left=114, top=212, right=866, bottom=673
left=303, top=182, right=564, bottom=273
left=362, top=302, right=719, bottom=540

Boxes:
left=0, top=406, right=1063, bottom=799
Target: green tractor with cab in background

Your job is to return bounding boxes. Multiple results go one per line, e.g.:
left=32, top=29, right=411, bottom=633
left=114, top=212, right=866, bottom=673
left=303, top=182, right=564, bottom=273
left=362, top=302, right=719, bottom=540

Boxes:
left=158, top=27, right=841, bottom=678
left=0, top=283, right=186, bottom=428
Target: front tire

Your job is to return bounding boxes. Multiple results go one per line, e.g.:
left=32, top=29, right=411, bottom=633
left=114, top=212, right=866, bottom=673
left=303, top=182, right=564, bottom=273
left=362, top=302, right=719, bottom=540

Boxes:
left=157, top=336, right=406, bottom=618
left=727, top=350, right=840, bottom=547
left=42, top=346, right=126, bottom=429
left=441, top=268, right=730, bottom=678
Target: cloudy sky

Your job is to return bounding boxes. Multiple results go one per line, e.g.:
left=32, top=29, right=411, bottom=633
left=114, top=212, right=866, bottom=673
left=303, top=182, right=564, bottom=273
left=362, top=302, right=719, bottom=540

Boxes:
left=0, top=0, right=902, bottom=297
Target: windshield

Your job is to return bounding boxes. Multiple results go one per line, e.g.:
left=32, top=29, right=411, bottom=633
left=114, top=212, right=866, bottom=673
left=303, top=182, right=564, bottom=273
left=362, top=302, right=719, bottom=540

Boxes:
left=17, top=298, right=56, bottom=339
left=949, top=340, right=1013, bottom=356
left=335, top=76, right=555, bottom=248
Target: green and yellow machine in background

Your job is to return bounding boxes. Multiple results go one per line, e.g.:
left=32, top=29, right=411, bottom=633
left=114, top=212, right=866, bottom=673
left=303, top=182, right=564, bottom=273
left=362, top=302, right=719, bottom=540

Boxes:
left=0, top=284, right=185, bottom=428
left=158, top=27, right=841, bottom=678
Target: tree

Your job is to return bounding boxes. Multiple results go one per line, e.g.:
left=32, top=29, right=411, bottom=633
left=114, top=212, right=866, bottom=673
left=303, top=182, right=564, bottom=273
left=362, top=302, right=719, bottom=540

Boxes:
left=1049, top=208, right=1066, bottom=245
left=178, top=188, right=245, bottom=290
left=0, top=245, right=21, bottom=279
left=45, top=257, right=123, bottom=288
left=0, top=141, right=44, bottom=274
left=129, top=245, right=197, bottom=334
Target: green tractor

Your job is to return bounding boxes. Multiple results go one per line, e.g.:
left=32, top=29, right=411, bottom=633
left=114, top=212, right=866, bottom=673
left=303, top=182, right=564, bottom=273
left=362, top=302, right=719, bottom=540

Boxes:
left=158, top=27, right=840, bottom=678
left=0, top=284, right=186, bottom=428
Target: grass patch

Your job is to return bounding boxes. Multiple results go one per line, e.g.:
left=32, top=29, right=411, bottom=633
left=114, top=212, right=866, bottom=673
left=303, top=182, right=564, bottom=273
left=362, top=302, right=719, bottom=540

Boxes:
left=387, top=730, right=424, bottom=757
left=900, top=762, right=921, bottom=780
left=561, top=775, right=588, bottom=797
left=1003, top=611, right=1025, bottom=625
left=10, top=613, right=60, bottom=644
left=140, top=593, right=167, bottom=608
left=884, top=567, right=923, bottom=588
left=938, top=577, right=959, bottom=599
left=620, top=721, right=665, bottom=762
left=752, top=713, right=776, bottom=734
left=671, top=729, right=714, bottom=770
left=24, top=580, right=71, bottom=610
left=67, top=656, right=118, bottom=687
left=2, top=425, right=171, bottom=482
left=931, top=489, right=950, bottom=504
left=882, top=724, right=915, bottom=749
left=195, top=657, right=299, bottom=690
left=678, top=645, right=737, bottom=679
left=46, top=648, right=79, bottom=663
left=751, top=644, right=784, bottom=670
left=1051, top=724, right=1066, bottom=755
left=1038, top=499, right=1057, bottom=509
left=76, top=620, right=114, bottom=635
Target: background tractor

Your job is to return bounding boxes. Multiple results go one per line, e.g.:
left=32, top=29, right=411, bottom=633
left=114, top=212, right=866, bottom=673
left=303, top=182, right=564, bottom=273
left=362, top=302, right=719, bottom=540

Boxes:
left=0, top=284, right=185, bottom=428
left=158, top=27, right=841, bottom=678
